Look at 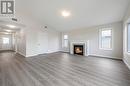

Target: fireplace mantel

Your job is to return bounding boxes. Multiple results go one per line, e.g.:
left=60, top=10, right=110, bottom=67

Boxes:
left=70, top=41, right=89, bottom=56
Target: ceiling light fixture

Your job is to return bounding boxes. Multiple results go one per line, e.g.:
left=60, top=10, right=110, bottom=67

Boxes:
left=6, top=25, right=16, bottom=28
left=4, top=32, right=10, bottom=34
left=61, top=10, right=70, bottom=17
left=5, top=30, right=12, bottom=32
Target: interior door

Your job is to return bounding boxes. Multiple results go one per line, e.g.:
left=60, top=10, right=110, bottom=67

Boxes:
left=37, top=30, right=48, bottom=54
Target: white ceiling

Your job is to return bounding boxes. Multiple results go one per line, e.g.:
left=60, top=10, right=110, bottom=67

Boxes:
left=0, top=20, right=24, bottom=33
left=16, top=0, right=130, bottom=31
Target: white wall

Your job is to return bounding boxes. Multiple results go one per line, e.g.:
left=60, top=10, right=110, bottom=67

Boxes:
left=14, top=12, right=61, bottom=57
left=48, top=29, right=61, bottom=53
left=62, top=21, right=123, bottom=59
left=123, top=3, right=130, bottom=68
left=37, top=28, right=48, bottom=54
left=25, top=25, right=61, bottom=57
left=16, top=29, right=26, bottom=56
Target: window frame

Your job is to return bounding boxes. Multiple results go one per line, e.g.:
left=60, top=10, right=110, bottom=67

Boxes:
left=99, top=28, right=113, bottom=50
left=63, top=34, right=69, bottom=48
left=127, top=23, right=130, bottom=53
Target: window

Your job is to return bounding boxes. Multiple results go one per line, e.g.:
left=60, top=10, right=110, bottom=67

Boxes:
left=127, top=23, right=130, bottom=52
left=63, top=35, right=68, bottom=47
left=99, top=28, right=112, bottom=50
left=3, top=37, right=9, bottom=44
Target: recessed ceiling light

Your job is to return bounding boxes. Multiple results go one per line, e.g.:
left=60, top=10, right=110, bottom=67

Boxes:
left=5, top=30, right=12, bottom=32
left=61, top=10, right=70, bottom=17
left=4, top=32, right=10, bottom=34
left=6, top=25, right=16, bottom=28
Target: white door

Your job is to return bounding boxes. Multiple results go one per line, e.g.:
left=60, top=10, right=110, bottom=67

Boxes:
left=37, top=30, right=48, bottom=54
left=0, top=34, right=13, bottom=51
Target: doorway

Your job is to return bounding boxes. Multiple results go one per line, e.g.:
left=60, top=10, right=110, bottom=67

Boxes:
left=0, top=33, right=13, bottom=51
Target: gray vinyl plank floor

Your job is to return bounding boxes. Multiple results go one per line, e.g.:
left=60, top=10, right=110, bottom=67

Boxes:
left=0, top=51, right=130, bottom=86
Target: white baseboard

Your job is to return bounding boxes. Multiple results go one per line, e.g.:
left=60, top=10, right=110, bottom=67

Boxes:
left=89, top=54, right=122, bottom=60
left=26, top=50, right=61, bottom=57
left=60, top=49, right=70, bottom=53
left=123, top=58, right=130, bottom=70
left=47, top=50, right=61, bottom=53
left=17, top=52, right=26, bottom=57
left=26, top=53, right=38, bottom=57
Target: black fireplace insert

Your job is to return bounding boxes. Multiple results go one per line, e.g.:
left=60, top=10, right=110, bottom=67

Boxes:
left=73, top=45, right=84, bottom=55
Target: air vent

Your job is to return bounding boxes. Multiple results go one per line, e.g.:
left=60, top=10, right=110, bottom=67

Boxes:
left=12, top=18, right=18, bottom=21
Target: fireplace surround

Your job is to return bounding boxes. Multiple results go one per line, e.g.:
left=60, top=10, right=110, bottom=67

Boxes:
left=70, top=41, right=89, bottom=56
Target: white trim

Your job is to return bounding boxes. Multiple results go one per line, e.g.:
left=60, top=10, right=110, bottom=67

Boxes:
left=89, top=54, right=122, bottom=60
left=17, top=52, right=26, bottom=57
left=47, top=50, right=61, bottom=54
left=26, top=50, right=61, bottom=57
left=61, top=50, right=69, bottom=53
left=123, top=58, right=130, bottom=70
left=26, top=54, right=38, bottom=57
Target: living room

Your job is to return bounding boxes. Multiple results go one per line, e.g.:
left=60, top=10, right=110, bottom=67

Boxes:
left=0, top=0, right=130, bottom=86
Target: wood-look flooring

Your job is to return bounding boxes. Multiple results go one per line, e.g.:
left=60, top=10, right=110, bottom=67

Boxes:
left=0, top=51, right=130, bottom=86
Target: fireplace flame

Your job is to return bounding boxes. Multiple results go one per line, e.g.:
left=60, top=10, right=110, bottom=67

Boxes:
left=75, top=47, right=82, bottom=53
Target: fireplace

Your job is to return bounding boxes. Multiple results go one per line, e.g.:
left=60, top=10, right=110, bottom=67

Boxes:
left=74, top=45, right=84, bottom=55
left=70, top=41, right=89, bottom=56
